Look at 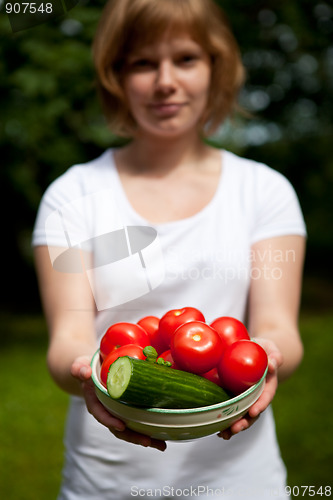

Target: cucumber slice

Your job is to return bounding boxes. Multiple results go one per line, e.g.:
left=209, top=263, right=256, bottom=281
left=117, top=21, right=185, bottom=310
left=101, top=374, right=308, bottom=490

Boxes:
left=108, top=357, right=133, bottom=398
left=107, top=356, right=230, bottom=409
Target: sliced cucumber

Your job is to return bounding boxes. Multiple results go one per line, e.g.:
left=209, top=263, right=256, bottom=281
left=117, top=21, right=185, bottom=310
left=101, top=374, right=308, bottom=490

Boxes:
left=107, top=356, right=230, bottom=409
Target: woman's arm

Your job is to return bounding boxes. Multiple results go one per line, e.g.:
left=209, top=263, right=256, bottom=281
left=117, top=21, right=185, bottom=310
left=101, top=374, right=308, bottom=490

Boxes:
left=248, top=234, right=305, bottom=380
left=34, top=245, right=97, bottom=395
left=219, top=234, right=306, bottom=439
left=34, top=245, right=166, bottom=450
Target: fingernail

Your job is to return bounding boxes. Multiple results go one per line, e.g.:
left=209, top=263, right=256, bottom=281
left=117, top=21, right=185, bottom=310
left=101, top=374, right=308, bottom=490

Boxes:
left=115, top=426, right=124, bottom=432
left=140, top=437, right=151, bottom=447
left=115, top=421, right=126, bottom=431
left=270, top=358, right=277, bottom=370
left=219, top=431, right=230, bottom=440
left=251, top=408, right=259, bottom=417
left=80, top=366, right=88, bottom=377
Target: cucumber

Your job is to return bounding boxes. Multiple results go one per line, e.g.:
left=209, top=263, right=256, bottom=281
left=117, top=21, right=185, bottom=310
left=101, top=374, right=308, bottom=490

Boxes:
left=107, top=356, right=230, bottom=409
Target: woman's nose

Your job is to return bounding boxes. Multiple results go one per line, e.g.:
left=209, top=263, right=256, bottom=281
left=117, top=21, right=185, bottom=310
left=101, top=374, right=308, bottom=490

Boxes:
left=155, top=60, right=177, bottom=92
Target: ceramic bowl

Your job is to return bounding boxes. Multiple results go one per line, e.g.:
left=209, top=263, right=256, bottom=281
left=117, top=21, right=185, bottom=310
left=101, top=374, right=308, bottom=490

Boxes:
left=91, top=349, right=267, bottom=441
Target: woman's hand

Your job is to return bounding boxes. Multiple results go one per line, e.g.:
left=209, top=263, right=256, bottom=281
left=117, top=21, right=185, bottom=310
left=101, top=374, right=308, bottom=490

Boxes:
left=71, top=356, right=167, bottom=451
left=218, top=338, right=283, bottom=440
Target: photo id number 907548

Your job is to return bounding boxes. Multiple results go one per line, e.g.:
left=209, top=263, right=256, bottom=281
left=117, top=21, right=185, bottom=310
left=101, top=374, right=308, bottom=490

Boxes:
left=5, top=2, right=53, bottom=14
left=285, top=485, right=331, bottom=496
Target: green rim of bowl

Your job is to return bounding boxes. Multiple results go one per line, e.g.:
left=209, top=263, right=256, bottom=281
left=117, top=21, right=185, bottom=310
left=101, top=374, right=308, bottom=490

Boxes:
left=90, top=349, right=268, bottom=414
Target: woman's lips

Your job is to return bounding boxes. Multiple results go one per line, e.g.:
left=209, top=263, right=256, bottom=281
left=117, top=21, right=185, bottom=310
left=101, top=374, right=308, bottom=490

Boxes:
left=149, top=102, right=185, bottom=116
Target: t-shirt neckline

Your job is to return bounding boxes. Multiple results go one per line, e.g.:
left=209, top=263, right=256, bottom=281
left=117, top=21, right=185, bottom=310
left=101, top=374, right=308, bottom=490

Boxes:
left=108, top=148, right=228, bottom=230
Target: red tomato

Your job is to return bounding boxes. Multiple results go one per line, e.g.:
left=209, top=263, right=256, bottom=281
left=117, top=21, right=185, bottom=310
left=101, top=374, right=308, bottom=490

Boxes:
left=217, top=340, right=268, bottom=395
left=137, top=316, right=159, bottom=336
left=202, top=367, right=222, bottom=386
left=100, top=344, right=146, bottom=387
left=157, top=349, right=179, bottom=369
left=170, top=321, right=224, bottom=374
left=210, top=316, right=250, bottom=349
left=159, top=307, right=205, bottom=348
left=137, top=316, right=167, bottom=354
left=100, top=322, right=150, bottom=361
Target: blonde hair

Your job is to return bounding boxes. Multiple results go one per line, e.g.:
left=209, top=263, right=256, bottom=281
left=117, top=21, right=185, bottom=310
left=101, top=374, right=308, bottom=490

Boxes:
left=92, top=0, right=245, bottom=137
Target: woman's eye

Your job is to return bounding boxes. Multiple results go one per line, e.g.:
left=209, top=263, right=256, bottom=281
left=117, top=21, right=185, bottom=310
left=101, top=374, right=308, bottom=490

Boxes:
left=134, top=59, right=149, bottom=66
left=131, top=59, right=154, bottom=69
left=179, top=54, right=198, bottom=65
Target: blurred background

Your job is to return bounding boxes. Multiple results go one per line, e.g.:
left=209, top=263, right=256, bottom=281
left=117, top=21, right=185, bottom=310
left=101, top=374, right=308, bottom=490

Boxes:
left=0, top=0, right=332, bottom=498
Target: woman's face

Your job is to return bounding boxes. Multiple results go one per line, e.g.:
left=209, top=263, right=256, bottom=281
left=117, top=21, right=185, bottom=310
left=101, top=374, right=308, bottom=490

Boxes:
left=123, top=32, right=212, bottom=140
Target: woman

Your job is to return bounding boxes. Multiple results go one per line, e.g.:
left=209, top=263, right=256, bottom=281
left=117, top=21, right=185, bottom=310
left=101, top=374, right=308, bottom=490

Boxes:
left=33, top=0, right=306, bottom=498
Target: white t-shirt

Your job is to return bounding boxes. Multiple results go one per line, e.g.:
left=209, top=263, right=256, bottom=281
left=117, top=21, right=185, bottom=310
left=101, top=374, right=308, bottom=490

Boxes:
left=32, top=149, right=306, bottom=500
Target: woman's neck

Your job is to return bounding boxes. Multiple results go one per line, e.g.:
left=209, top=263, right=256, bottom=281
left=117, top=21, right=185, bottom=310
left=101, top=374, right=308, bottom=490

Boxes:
left=118, top=130, right=210, bottom=177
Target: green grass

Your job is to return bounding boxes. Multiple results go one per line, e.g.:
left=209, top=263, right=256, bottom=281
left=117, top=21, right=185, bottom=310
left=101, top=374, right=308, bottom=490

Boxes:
left=0, top=314, right=68, bottom=499
left=0, top=309, right=332, bottom=498
left=273, top=313, right=333, bottom=491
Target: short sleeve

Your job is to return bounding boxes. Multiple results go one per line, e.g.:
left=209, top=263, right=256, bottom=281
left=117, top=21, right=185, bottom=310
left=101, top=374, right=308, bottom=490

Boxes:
left=32, top=166, right=90, bottom=249
left=250, top=164, right=307, bottom=244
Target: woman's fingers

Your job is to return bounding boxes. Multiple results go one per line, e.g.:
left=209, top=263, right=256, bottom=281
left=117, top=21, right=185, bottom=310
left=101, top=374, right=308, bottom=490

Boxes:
left=71, top=355, right=92, bottom=380
left=254, top=337, right=283, bottom=372
left=70, top=355, right=167, bottom=451
left=73, top=360, right=166, bottom=451
left=248, top=364, right=279, bottom=418
left=81, top=377, right=126, bottom=431
left=112, top=428, right=167, bottom=452
left=218, top=413, right=260, bottom=440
